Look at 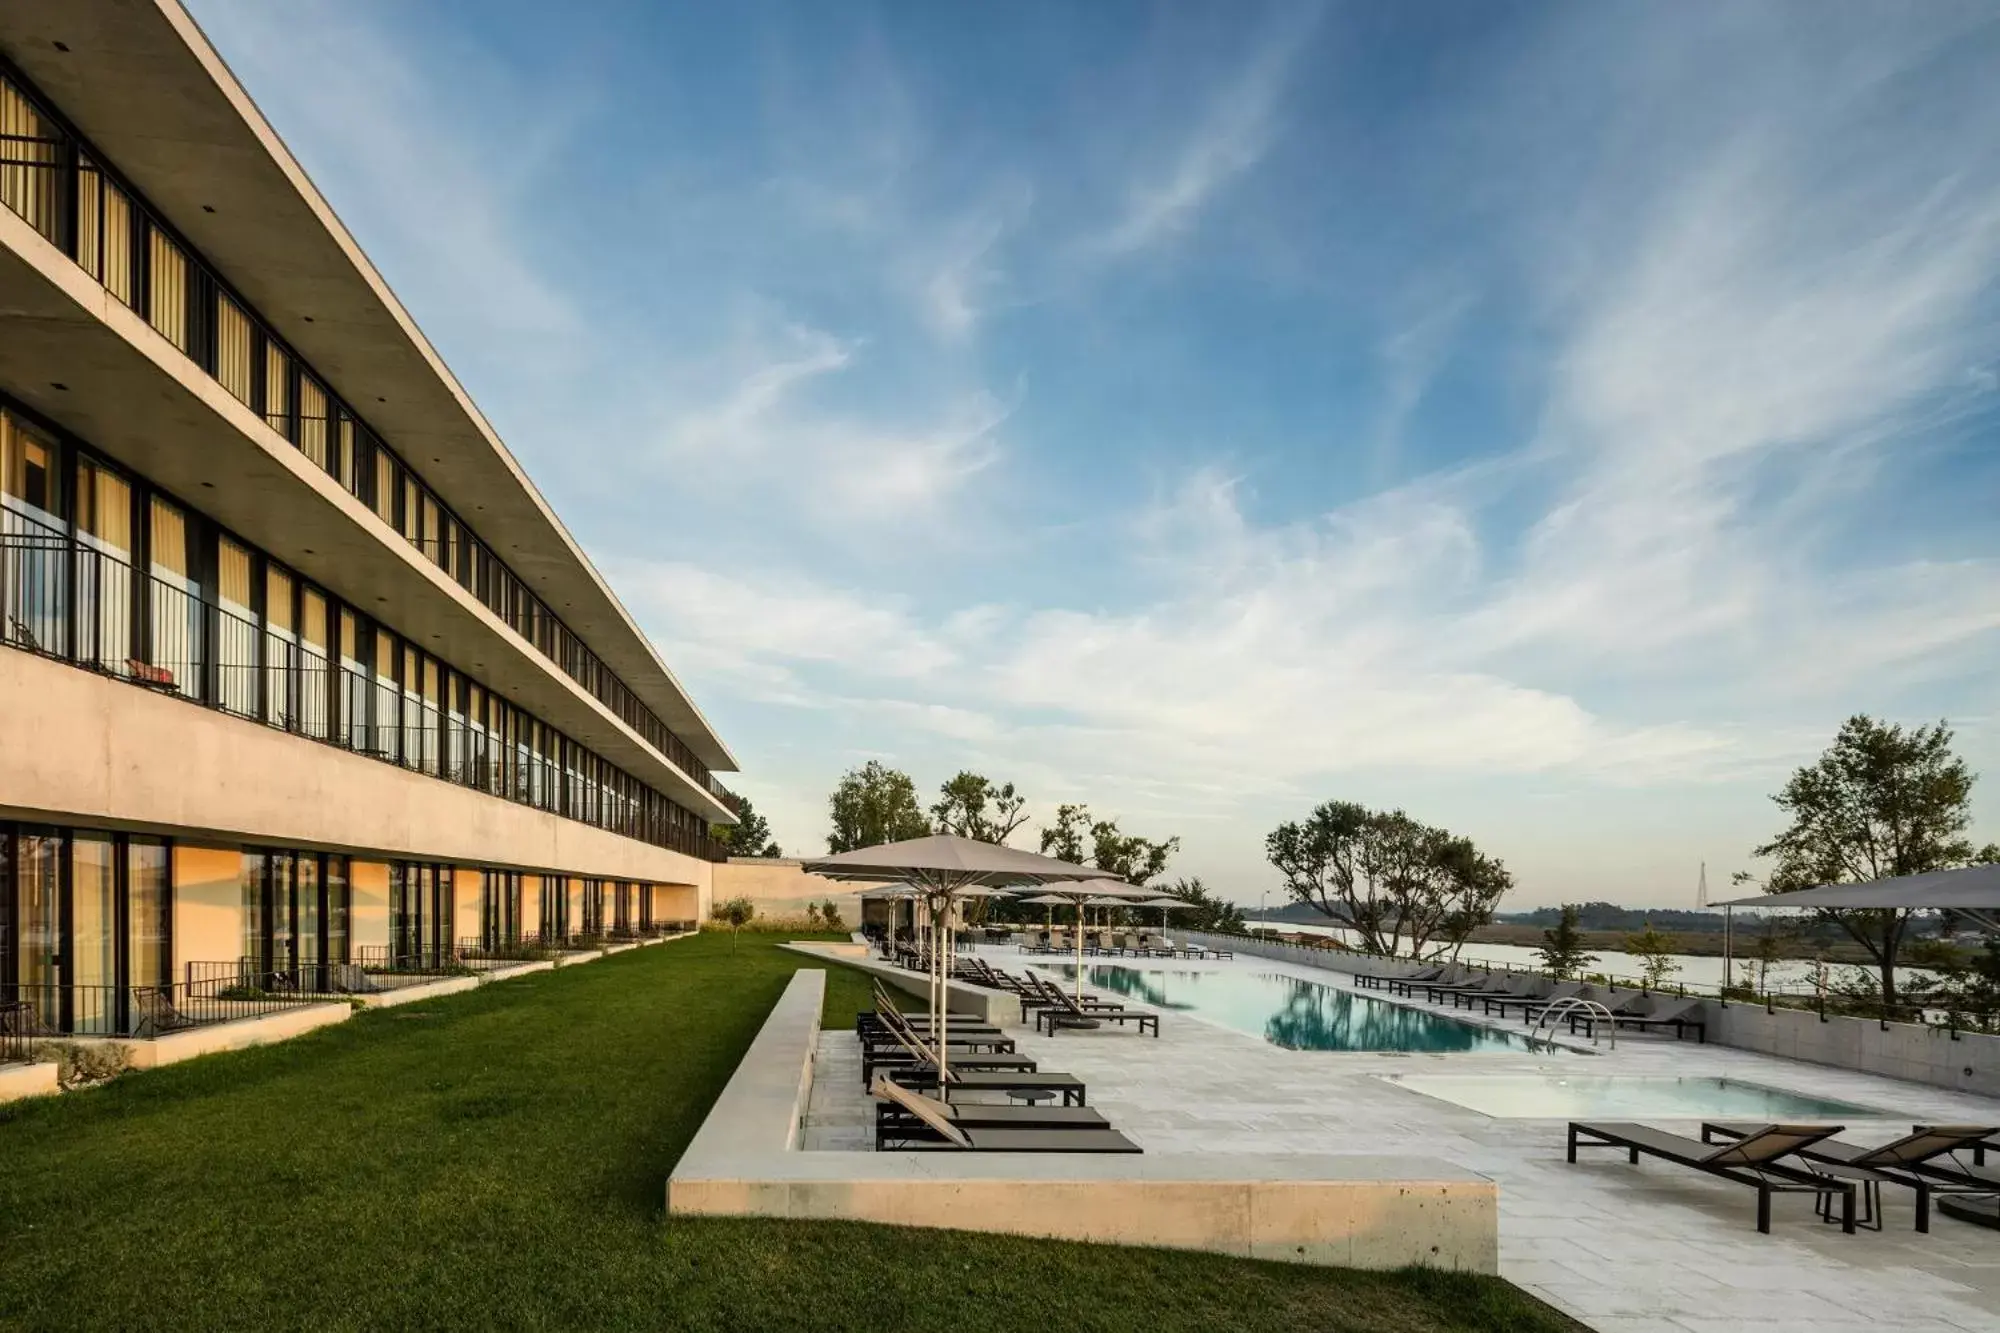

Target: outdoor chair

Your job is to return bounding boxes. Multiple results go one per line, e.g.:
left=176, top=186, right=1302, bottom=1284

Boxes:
left=1483, top=979, right=1579, bottom=1018
left=1447, top=974, right=1539, bottom=1010
left=872, top=1085, right=1111, bottom=1149
left=1705, top=1122, right=2000, bottom=1232
left=1573, top=993, right=1707, bottom=1043
left=1516, top=986, right=1643, bottom=1025
left=1386, top=966, right=1464, bottom=998
left=1416, top=972, right=1499, bottom=1003
left=0, top=998, right=59, bottom=1040
left=1568, top=1121, right=1861, bottom=1233
left=1033, top=981, right=1160, bottom=1038
left=870, top=1076, right=1137, bottom=1152
left=130, top=986, right=198, bottom=1039
left=861, top=1005, right=1038, bottom=1085
left=1355, top=964, right=1442, bottom=991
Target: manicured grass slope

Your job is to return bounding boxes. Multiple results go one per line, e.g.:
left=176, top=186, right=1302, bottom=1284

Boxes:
left=0, top=935, right=1578, bottom=1333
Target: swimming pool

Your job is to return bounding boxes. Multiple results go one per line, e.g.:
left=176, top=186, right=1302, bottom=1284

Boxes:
left=1381, top=1073, right=1893, bottom=1120
left=1038, top=963, right=1558, bottom=1054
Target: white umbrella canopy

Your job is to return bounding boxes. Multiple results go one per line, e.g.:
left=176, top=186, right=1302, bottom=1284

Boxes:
left=801, top=836, right=1114, bottom=1076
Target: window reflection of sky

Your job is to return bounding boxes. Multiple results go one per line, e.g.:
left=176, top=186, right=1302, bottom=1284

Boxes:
left=1039, top=965, right=1552, bottom=1054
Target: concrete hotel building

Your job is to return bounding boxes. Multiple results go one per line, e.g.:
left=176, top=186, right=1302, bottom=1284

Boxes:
left=0, top=2, right=736, bottom=1043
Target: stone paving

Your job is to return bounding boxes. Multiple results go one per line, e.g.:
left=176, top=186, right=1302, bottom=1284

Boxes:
left=807, top=946, right=2000, bottom=1333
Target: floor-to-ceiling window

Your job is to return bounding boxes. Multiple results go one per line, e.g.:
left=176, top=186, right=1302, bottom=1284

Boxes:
left=581, top=879, right=606, bottom=939
left=243, top=848, right=351, bottom=987
left=2, top=412, right=66, bottom=656
left=389, top=862, right=453, bottom=967
left=0, top=825, right=171, bottom=1036
left=479, top=871, right=521, bottom=952
left=540, top=875, right=570, bottom=943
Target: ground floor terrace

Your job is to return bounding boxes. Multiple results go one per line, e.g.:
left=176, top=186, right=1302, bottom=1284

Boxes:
left=797, top=944, right=2000, bottom=1333
left=0, top=818, right=703, bottom=1046
left=0, top=932, right=1578, bottom=1332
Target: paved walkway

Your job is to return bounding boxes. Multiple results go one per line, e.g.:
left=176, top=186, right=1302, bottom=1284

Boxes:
left=814, top=946, right=2000, bottom=1333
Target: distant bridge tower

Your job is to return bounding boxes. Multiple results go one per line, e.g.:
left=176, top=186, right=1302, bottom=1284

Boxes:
left=1696, top=861, right=1708, bottom=908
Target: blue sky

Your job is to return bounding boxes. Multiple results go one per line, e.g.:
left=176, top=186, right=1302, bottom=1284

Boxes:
left=187, top=0, right=2000, bottom=907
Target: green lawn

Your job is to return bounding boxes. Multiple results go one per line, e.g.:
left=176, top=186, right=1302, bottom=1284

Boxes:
left=0, top=933, right=1579, bottom=1333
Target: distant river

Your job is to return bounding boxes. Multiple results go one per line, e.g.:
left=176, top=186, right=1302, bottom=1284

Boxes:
left=1241, top=921, right=1931, bottom=995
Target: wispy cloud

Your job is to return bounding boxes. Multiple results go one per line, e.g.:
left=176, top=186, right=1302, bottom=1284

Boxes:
left=1092, top=5, right=1322, bottom=257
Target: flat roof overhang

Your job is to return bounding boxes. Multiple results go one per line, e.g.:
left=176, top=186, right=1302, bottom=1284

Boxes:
left=0, top=0, right=737, bottom=773
left=0, top=212, right=733, bottom=826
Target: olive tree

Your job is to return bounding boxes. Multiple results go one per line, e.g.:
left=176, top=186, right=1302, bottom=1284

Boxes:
left=1264, top=801, right=1510, bottom=959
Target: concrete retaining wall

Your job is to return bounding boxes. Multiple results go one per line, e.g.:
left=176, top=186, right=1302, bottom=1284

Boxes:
left=0, top=1060, right=60, bottom=1102
left=668, top=963, right=1499, bottom=1272
left=781, top=942, right=1024, bottom=1027
left=1708, top=1003, right=2000, bottom=1099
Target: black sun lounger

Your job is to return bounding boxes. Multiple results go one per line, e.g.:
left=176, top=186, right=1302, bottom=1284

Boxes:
left=1483, top=980, right=1580, bottom=1019
left=874, top=1097, right=1110, bottom=1149
left=1354, top=964, right=1442, bottom=992
left=1706, top=1122, right=2000, bottom=1232
left=1566, top=994, right=1706, bottom=1043
left=1569, top=1121, right=1858, bottom=1233
left=1032, top=982, right=1160, bottom=1037
left=872, top=1077, right=1137, bottom=1152
left=886, top=1065, right=1089, bottom=1106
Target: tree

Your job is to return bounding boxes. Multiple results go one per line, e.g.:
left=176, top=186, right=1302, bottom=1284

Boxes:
left=930, top=772, right=1030, bottom=844
left=714, top=791, right=780, bottom=857
left=1160, top=876, right=1246, bottom=934
left=826, top=761, right=931, bottom=853
left=1265, top=801, right=1511, bottom=959
left=1748, top=715, right=2000, bottom=1008
left=1037, top=803, right=1179, bottom=886
left=713, top=896, right=755, bottom=950
left=1623, top=921, right=1680, bottom=989
left=1535, top=904, right=1597, bottom=981
left=1748, top=920, right=1786, bottom=995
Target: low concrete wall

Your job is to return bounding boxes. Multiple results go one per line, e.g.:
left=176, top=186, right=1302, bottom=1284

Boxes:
left=1707, top=1003, right=2000, bottom=1099
left=1182, top=930, right=1369, bottom=972
left=358, top=975, right=481, bottom=1009
left=669, top=962, right=1499, bottom=1272
left=781, top=942, right=1023, bottom=1027
left=0, top=1060, right=60, bottom=1102
left=678, top=968, right=824, bottom=1161
left=64, top=1001, right=353, bottom=1069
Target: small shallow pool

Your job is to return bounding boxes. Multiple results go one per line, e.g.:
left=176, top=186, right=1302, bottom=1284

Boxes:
left=1381, top=1073, right=1893, bottom=1120
left=1038, top=963, right=1558, bottom=1054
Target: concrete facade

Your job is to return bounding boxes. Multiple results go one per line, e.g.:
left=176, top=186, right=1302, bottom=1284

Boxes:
left=713, top=860, right=867, bottom=926
left=0, top=4, right=734, bottom=1053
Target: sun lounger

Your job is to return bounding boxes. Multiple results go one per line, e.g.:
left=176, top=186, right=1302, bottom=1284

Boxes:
left=1517, top=987, right=1644, bottom=1024
left=1483, top=980, right=1581, bottom=1018
left=873, top=1090, right=1110, bottom=1148
left=1354, top=964, right=1443, bottom=992
left=1706, top=1122, right=2000, bottom=1232
left=1568, top=994, right=1706, bottom=1042
left=1448, top=974, right=1540, bottom=1010
left=862, top=1006, right=1036, bottom=1083
left=1415, top=972, right=1500, bottom=1003
left=1569, top=1121, right=1859, bottom=1233
left=1032, top=981, right=1160, bottom=1037
left=871, top=1076, right=1137, bottom=1152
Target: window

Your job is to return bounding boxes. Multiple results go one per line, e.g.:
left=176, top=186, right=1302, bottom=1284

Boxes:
left=215, top=297, right=253, bottom=405
left=70, top=834, right=117, bottom=1034
left=75, top=162, right=134, bottom=302
left=263, top=343, right=290, bottom=438
left=147, top=495, right=200, bottom=696
left=1, top=411, right=65, bottom=654
left=0, top=79, right=60, bottom=243
left=264, top=565, right=294, bottom=730
left=337, top=609, right=364, bottom=751
left=299, top=375, right=329, bottom=471
left=74, top=456, right=133, bottom=674
left=299, top=587, right=329, bottom=740
left=127, top=839, right=169, bottom=993
left=216, top=535, right=257, bottom=718
left=146, top=228, right=188, bottom=351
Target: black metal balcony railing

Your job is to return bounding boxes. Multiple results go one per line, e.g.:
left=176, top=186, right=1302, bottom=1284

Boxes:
left=0, top=59, right=725, bottom=802
left=2, top=968, right=323, bottom=1040
left=456, top=935, right=551, bottom=965
left=354, top=944, right=468, bottom=977
left=1, top=513, right=731, bottom=862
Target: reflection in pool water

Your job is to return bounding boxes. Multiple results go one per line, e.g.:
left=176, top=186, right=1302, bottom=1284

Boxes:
left=1039, top=964, right=1556, bottom=1054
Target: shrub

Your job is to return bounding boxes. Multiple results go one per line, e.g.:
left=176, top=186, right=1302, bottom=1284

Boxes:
left=46, top=1041, right=133, bottom=1089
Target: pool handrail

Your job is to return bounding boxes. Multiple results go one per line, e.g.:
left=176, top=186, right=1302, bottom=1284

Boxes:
left=1533, top=996, right=1617, bottom=1048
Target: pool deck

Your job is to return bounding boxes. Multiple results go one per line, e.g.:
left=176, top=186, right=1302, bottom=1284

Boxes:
left=809, top=946, right=2000, bottom=1333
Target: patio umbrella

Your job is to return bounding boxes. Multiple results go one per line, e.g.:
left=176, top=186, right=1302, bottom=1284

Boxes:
left=1016, top=891, right=1073, bottom=941
left=1135, top=895, right=1192, bottom=935
left=802, top=835, right=1117, bottom=1079
left=1035, top=878, right=1161, bottom=999
left=857, top=885, right=918, bottom=955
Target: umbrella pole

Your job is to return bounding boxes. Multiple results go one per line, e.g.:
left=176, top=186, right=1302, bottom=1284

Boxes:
left=940, top=898, right=952, bottom=1083
left=1075, top=898, right=1085, bottom=1001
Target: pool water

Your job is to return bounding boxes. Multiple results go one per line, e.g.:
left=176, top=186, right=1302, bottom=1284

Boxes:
left=1038, top=964, right=1556, bottom=1055
left=1382, top=1073, right=1892, bottom=1120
